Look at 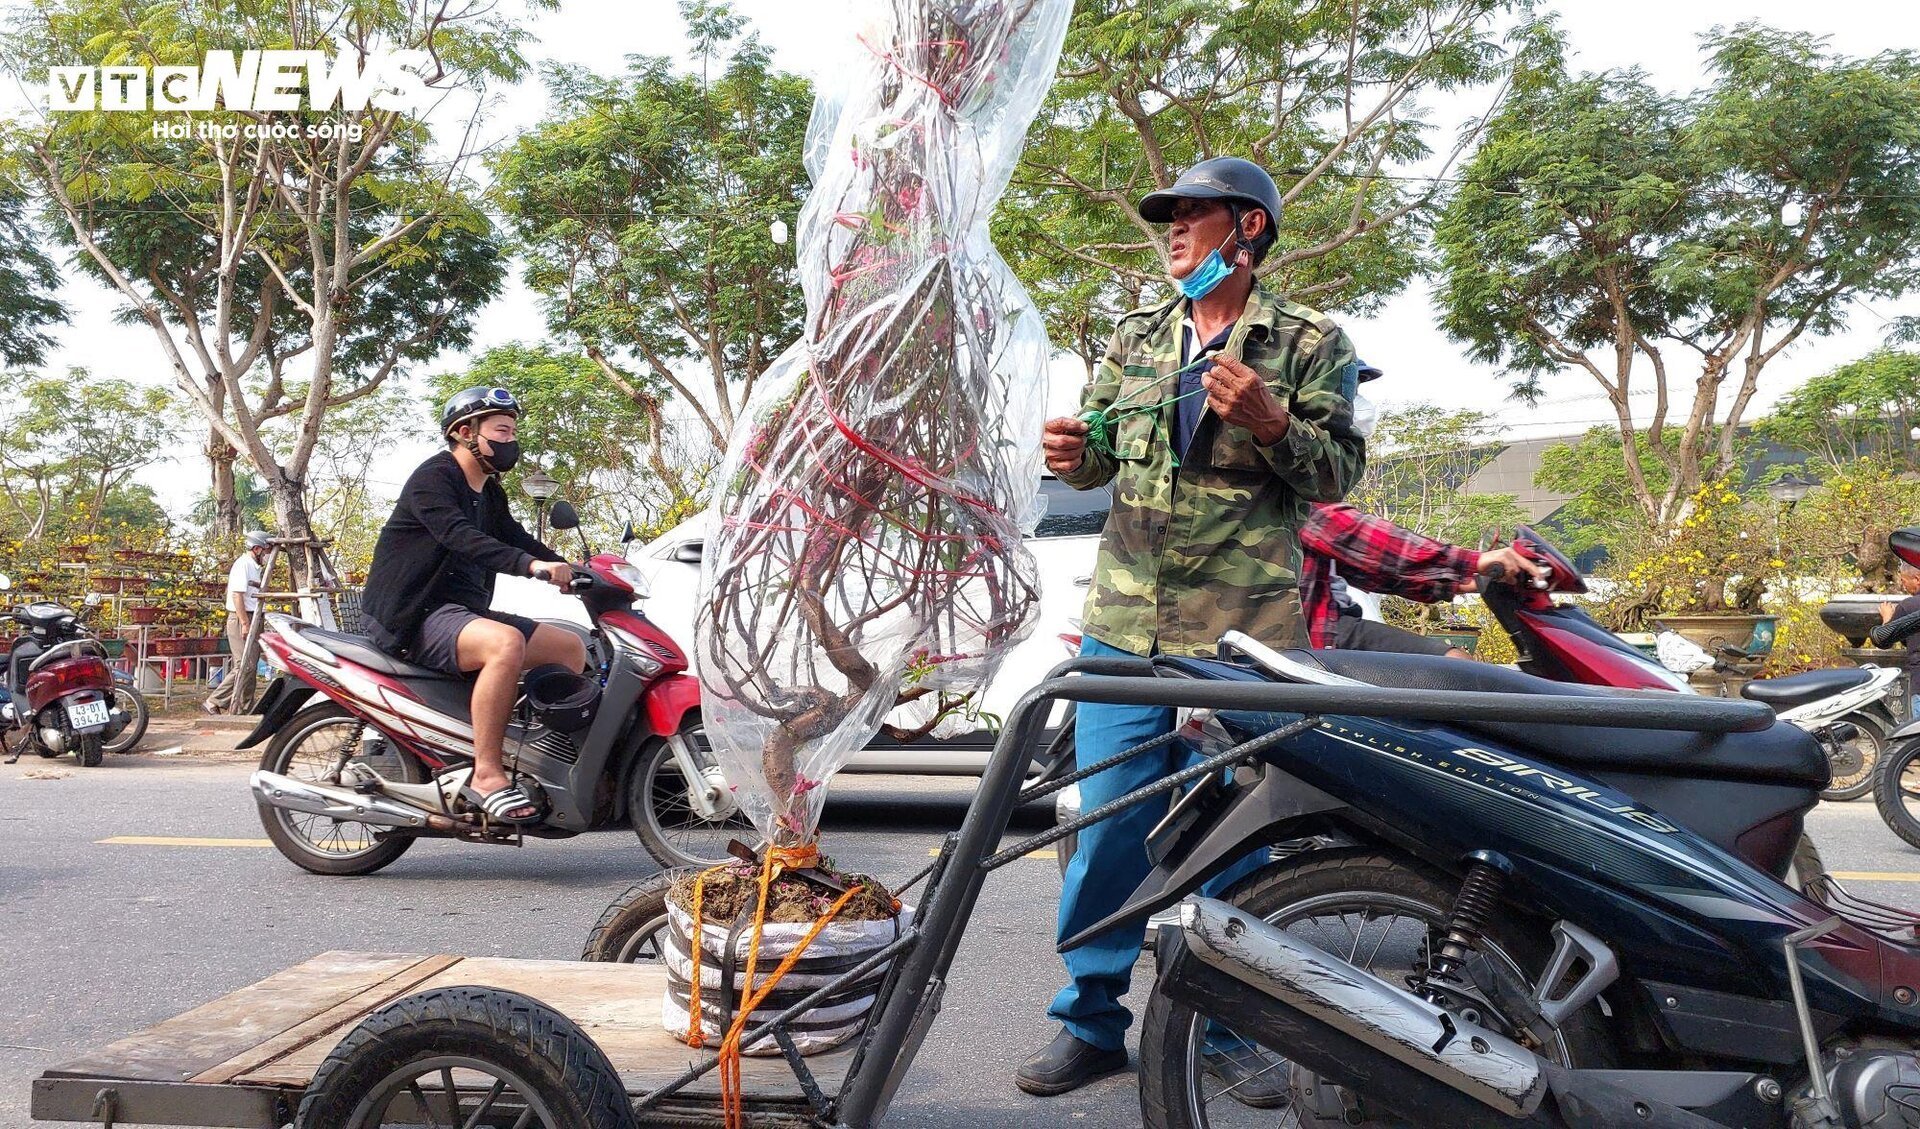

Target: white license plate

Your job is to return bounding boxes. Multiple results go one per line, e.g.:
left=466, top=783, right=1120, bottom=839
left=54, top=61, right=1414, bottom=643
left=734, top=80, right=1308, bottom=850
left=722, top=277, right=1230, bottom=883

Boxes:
left=66, top=700, right=111, bottom=730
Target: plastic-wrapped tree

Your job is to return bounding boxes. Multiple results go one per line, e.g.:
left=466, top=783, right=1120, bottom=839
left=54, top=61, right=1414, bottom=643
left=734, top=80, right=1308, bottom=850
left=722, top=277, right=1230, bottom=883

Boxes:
left=697, top=0, right=1070, bottom=848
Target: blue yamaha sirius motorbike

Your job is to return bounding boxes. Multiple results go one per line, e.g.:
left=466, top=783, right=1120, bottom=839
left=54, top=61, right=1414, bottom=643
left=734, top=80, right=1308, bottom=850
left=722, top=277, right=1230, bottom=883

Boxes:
left=1094, top=527, right=1920, bottom=1128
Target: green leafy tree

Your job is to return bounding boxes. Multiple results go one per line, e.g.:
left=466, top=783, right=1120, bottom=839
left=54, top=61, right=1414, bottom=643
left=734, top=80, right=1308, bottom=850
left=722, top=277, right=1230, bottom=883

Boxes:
left=1533, top=429, right=1677, bottom=558
left=0, top=167, right=63, bottom=366
left=0, top=369, right=177, bottom=541
left=5, top=0, right=524, bottom=564
left=1350, top=404, right=1528, bottom=546
left=998, top=0, right=1533, bottom=369
left=1436, top=25, right=1920, bottom=532
left=1760, top=349, right=1920, bottom=473
left=491, top=2, right=811, bottom=453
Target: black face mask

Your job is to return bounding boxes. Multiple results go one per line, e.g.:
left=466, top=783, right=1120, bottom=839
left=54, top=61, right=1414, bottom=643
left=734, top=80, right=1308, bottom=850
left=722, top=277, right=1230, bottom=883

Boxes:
left=482, top=439, right=521, bottom=474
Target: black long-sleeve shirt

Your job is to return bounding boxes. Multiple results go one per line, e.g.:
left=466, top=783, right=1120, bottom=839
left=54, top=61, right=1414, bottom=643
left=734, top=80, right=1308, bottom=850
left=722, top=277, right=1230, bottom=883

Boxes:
left=362, top=450, right=564, bottom=654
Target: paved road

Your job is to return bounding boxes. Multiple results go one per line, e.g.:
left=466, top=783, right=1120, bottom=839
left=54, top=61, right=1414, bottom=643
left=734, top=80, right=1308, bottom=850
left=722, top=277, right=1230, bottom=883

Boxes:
left=6, top=753, right=1920, bottom=1128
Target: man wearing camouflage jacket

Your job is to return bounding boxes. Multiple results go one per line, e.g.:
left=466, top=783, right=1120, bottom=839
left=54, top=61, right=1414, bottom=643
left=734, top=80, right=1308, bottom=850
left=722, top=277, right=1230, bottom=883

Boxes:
left=1018, top=157, right=1366, bottom=1103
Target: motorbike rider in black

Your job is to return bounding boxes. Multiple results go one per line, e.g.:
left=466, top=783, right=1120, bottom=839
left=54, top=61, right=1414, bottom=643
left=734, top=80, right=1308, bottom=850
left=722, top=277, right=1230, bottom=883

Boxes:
left=362, top=387, right=585, bottom=823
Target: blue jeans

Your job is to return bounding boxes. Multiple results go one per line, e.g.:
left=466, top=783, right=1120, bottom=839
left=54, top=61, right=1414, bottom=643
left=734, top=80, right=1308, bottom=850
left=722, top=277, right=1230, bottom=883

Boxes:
left=1049, top=636, right=1265, bottom=1051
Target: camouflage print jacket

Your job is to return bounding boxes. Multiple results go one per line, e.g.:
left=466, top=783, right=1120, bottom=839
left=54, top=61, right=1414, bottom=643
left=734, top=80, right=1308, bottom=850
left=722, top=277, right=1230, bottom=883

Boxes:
left=1059, top=284, right=1366, bottom=658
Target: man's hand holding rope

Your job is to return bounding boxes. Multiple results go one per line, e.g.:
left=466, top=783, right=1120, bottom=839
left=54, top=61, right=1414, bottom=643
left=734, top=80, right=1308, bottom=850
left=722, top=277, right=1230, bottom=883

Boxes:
left=1202, top=355, right=1291, bottom=444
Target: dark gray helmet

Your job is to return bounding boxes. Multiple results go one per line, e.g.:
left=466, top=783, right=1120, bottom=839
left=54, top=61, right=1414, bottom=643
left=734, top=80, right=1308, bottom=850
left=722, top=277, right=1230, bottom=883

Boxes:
left=1139, top=157, right=1284, bottom=247
left=440, top=386, right=520, bottom=437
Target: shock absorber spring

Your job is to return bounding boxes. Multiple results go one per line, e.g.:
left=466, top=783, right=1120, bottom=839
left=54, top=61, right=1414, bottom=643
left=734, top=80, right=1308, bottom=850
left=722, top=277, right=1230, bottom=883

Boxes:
left=1432, top=853, right=1508, bottom=980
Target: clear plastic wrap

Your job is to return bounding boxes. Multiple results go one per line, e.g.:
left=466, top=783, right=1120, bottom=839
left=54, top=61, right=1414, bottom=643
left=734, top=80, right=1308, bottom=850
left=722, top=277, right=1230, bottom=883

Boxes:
left=696, top=0, right=1071, bottom=846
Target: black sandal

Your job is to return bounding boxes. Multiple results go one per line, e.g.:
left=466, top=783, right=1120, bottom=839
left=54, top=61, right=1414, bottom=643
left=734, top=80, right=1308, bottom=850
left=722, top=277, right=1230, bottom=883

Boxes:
left=462, top=784, right=542, bottom=825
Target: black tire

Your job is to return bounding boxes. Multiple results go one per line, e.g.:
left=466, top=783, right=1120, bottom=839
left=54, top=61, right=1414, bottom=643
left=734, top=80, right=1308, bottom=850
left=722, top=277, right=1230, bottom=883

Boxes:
left=296, top=986, right=638, bottom=1129
left=258, top=703, right=424, bottom=876
left=628, top=719, right=749, bottom=870
left=1789, top=833, right=1826, bottom=890
left=581, top=870, right=689, bottom=963
left=1821, top=709, right=1888, bottom=801
left=104, top=684, right=149, bottom=754
left=73, top=732, right=103, bottom=767
left=1138, top=849, right=1614, bottom=1129
left=1875, top=736, right=1920, bottom=851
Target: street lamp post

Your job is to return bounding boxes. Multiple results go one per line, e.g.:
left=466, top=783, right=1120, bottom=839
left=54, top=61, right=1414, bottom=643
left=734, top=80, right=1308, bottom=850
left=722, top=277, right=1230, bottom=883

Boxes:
left=1766, top=472, right=1817, bottom=558
left=523, top=469, right=560, bottom=542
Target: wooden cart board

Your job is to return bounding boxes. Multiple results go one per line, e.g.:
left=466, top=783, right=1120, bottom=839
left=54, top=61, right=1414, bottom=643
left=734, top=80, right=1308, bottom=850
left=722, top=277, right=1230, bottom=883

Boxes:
left=32, top=951, right=853, bottom=1127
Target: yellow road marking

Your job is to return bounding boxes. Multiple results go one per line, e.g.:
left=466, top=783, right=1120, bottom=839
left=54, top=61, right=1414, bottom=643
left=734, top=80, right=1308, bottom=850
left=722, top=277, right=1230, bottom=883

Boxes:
left=927, top=847, right=1053, bottom=860
left=1830, top=870, right=1920, bottom=883
left=98, top=836, right=274, bottom=848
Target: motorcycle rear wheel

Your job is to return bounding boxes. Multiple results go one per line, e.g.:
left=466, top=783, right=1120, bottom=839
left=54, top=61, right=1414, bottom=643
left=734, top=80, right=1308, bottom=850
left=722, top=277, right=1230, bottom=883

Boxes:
left=258, top=703, right=424, bottom=876
left=103, top=684, right=149, bottom=754
left=1820, top=708, right=1888, bottom=801
left=73, top=731, right=102, bottom=767
left=1138, top=849, right=1614, bottom=1129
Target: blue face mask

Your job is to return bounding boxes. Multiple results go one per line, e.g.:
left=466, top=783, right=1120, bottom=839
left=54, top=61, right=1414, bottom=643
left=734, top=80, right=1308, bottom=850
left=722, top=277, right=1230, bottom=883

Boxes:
left=1174, top=226, right=1241, bottom=300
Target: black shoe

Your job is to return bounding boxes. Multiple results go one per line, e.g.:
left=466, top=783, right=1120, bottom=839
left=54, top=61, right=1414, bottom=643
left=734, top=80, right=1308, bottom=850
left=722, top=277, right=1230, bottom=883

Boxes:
left=1201, top=1046, right=1291, bottom=1110
left=1014, top=1028, right=1128, bottom=1096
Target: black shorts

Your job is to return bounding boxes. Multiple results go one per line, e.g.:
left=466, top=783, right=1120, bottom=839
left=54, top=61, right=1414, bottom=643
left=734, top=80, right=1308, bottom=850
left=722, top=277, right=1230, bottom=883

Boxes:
left=1331, top=616, right=1458, bottom=657
left=413, top=604, right=538, bottom=675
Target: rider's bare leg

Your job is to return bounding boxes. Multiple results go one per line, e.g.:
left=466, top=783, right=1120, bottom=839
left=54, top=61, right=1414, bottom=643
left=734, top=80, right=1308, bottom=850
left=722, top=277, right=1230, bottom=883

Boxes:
left=523, top=623, right=587, bottom=672
left=456, top=618, right=528, bottom=799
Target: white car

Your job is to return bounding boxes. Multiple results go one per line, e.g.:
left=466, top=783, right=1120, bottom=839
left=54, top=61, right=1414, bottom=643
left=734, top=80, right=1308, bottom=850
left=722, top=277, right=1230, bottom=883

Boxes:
left=624, top=476, right=1107, bottom=774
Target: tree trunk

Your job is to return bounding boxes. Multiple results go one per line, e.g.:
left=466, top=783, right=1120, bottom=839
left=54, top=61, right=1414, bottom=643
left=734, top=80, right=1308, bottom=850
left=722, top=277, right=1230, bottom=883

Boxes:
left=208, top=431, right=240, bottom=540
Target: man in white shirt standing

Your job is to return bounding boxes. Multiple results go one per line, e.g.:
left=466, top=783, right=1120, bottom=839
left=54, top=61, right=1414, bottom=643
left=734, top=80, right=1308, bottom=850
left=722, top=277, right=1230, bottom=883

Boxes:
left=204, top=531, right=272, bottom=713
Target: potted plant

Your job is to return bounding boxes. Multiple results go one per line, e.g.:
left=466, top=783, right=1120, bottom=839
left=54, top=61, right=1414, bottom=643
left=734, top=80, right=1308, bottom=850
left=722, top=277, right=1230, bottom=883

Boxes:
left=126, top=604, right=159, bottom=625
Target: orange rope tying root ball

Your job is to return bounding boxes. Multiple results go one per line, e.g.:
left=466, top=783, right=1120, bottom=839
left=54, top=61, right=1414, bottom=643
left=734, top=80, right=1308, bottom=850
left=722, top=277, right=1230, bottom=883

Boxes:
left=683, top=844, right=868, bottom=1129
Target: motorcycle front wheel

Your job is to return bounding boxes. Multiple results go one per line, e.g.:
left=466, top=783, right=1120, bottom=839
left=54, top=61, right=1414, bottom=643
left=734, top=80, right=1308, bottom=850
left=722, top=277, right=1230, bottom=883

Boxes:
left=628, top=720, right=750, bottom=870
left=258, top=703, right=424, bottom=876
left=1874, top=736, right=1920, bottom=851
left=1138, top=849, right=1615, bottom=1129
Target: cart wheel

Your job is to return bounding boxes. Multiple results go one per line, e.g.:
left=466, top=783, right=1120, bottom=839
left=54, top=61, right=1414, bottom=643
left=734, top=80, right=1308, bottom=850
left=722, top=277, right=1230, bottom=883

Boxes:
left=581, top=870, right=689, bottom=963
left=296, top=986, right=637, bottom=1129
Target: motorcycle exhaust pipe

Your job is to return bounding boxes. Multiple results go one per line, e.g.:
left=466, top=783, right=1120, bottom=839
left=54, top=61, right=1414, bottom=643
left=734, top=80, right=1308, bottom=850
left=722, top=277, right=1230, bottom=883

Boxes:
left=1167, top=897, right=1549, bottom=1121
left=251, top=770, right=457, bottom=832
left=1162, top=898, right=1722, bottom=1129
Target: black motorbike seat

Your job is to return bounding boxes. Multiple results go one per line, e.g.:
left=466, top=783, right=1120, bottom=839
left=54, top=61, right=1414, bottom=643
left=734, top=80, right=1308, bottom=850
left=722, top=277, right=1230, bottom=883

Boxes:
left=18, top=602, right=73, bottom=631
left=302, top=627, right=463, bottom=683
left=1288, top=649, right=1828, bottom=788
left=1740, top=668, right=1873, bottom=710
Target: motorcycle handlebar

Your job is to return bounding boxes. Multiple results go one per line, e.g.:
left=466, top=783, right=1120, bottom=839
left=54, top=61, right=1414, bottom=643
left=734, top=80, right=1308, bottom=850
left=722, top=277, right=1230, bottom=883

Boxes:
left=530, top=565, right=596, bottom=593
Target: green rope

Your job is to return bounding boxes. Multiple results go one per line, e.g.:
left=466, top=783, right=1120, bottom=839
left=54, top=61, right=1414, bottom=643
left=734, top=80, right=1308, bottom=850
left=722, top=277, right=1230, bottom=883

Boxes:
left=1079, top=355, right=1214, bottom=459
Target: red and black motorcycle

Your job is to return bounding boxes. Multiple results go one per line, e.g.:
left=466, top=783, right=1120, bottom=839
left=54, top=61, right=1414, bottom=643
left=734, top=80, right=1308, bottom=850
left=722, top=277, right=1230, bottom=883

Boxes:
left=244, top=505, right=743, bottom=875
left=0, top=577, right=129, bottom=767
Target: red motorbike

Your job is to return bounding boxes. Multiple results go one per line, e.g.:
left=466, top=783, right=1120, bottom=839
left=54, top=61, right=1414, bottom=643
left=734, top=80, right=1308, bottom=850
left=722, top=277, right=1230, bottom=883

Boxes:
left=243, top=504, right=742, bottom=875
left=0, top=578, right=127, bottom=768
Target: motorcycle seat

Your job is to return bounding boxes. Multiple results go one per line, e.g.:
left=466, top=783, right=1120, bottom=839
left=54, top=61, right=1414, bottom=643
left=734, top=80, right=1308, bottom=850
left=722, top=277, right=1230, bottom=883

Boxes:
left=1286, top=649, right=1829, bottom=789
left=301, top=627, right=464, bottom=683
left=1740, top=668, right=1873, bottom=710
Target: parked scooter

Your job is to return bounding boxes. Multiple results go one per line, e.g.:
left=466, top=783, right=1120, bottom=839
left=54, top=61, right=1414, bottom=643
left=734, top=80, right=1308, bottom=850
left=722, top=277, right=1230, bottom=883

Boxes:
left=1477, top=527, right=1904, bottom=801
left=245, top=502, right=740, bottom=875
left=1090, top=626, right=1920, bottom=1128
left=1652, top=628, right=1901, bottom=799
left=0, top=574, right=131, bottom=766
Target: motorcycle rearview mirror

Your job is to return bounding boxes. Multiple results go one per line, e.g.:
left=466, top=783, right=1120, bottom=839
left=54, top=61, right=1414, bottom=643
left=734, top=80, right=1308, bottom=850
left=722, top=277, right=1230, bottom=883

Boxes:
left=549, top=500, right=580, bottom=531
left=621, top=521, right=637, bottom=545
left=0, top=573, right=10, bottom=591
left=84, top=592, right=104, bottom=607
